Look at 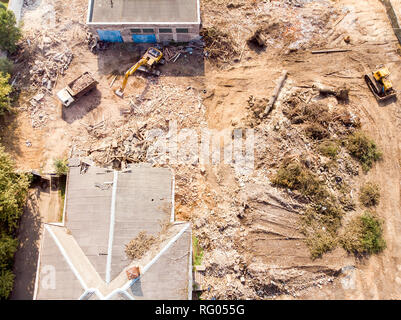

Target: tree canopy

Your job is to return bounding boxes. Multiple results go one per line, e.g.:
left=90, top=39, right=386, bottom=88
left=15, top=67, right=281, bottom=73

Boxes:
left=0, top=8, right=21, bottom=54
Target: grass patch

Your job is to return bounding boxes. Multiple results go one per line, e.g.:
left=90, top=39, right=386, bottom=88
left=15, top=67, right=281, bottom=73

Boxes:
left=53, top=158, right=68, bottom=176
left=346, top=131, right=382, bottom=172
left=192, top=235, right=204, bottom=266
left=318, top=140, right=340, bottom=159
left=341, top=211, right=386, bottom=255
left=359, top=182, right=380, bottom=207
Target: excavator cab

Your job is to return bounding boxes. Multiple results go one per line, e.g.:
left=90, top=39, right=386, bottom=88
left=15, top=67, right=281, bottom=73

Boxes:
left=364, top=66, right=396, bottom=101
left=114, top=47, right=163, bottom=97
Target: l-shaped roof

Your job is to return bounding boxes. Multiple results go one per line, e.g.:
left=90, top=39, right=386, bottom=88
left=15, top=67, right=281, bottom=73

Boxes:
left=34, top=163, right=192, bottom=300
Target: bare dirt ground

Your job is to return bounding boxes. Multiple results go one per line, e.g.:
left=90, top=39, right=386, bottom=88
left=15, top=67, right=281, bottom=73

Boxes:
left=6, top=0, right=401, bottom=299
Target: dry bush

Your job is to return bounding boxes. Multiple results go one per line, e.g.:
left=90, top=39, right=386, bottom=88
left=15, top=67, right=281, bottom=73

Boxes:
left=304, top=123, right=330, bottom=140
left=304, top=228, right=337, bottom=259
left=200, top=27, right=239, bottom=64
left=283, top=102, right=331, bottom=126
left=125, top=231, right=156, bottom=260
left=359, top=182, right=380, bottom=207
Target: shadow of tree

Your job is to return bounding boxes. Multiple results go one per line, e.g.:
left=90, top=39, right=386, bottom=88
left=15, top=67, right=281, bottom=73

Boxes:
left=10, top=188, right=43, bottom=300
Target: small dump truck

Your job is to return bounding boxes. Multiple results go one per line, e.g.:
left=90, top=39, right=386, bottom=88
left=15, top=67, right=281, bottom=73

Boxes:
left=57, top=72, right=98, bottom=107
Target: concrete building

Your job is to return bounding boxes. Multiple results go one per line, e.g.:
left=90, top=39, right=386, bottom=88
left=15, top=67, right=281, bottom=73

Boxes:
left=33, top=162, right=192, bottom=300
left=87, top=0, right=201, bottom=43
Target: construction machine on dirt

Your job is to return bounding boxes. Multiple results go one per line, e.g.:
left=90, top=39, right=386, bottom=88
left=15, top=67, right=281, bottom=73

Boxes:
left=114, top=47, right=164, bottom=98
left=364, top=66, right=397, bottom=102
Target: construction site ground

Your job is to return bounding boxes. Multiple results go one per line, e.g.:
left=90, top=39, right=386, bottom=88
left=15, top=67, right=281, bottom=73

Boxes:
left=5, top=0, right=401, bottom=299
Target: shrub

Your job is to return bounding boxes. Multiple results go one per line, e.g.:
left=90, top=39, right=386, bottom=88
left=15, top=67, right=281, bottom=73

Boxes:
left=359, top=182, right=380, bottom=207
left=318, top=140, right=339, bottom=159
left=305, top=228, right=337, bottom=259
left=346, top=131, right=382, bottom=172
left=303, top=196, right=344, bottom=233
left=304, top=123, right=329, bottom=140
left=0, top=146, right=30, bottom=233
left=53, top=158, right=69, bottom=176
left=0, top=269, right=14, bottom=300
left=0, top=234, right=18, bottom=269
left=0, top=57, right=13, bottom=76
left=0, top=8, right=21, bottom=53
left=0, top=72, right=12, bottom=115
left=341, top=211, right=386, bottom=255
left=272, top=160, right=326, bottom=199
left=192, top=235, right=204, bottom=266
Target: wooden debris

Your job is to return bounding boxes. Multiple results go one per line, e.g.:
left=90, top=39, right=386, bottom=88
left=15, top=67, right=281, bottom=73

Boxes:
left=261, top=70, right=288, bottom=117
left=311, top=49, right=352, bottom=54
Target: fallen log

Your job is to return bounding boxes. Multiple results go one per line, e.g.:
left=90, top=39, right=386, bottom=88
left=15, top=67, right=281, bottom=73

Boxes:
left=311, top=49, right=352, bottom=54
left=261, top=70, right=288, bottom=117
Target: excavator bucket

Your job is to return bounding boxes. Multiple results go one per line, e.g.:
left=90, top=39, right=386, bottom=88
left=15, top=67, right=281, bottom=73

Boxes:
left=114, top=88, right=124, bottom=98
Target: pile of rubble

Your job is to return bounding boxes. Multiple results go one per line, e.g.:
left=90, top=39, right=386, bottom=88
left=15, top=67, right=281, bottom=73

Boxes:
left=29, top=48, right=73, bottom=90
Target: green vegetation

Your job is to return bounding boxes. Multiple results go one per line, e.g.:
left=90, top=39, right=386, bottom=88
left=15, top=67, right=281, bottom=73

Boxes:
left=0, top=57, right=13, bottom=75
left=359, top=182, right=380, bottom=207
left=0, top=7, right=21, bottom=54
left=346, top=131, right=382, bottom=172
left=0, top=146, right=30, bottom=299
left=0, top=269, right=14, bottom=299
left=318, top=140, right=340, bottom=159
left=273, top=159, right=345, bottom=258
left=192, top=235, right=204, bottom=266
left=0, top=72, right=11, bottom=115
left=304, top=228, right=337, bottom=259
left=341, top=211, right=386, bottom=255
left=272, top=160, right=327, bottom=200
left=53, top=158, right=69, bottom=176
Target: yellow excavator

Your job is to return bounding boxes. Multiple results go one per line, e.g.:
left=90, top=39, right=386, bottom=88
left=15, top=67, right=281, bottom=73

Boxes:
left=364, top=66, right=397, bottom=101
left=114, top=47, right=163, bottom=97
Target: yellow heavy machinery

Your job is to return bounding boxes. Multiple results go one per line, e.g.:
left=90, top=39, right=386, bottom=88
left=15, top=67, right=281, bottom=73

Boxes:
left=364, top=66, right=397, bottom=101
left=114, top=47, right=163, bottom=97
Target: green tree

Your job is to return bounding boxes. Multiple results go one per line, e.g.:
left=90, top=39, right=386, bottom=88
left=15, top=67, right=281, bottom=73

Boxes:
left=0, top=269, right=15, bottom=300
left=0, top=146, right=30, bottom=234
left=0, top=57, right=13, bottom=75
left=0, top=72, right=11, bottom=115
left=0, top=234, right=17, bottom=269
left=0, top=8, right=21, bottom=54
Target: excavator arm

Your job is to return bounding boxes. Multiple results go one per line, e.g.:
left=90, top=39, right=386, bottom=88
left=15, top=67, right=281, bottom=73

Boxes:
left=115, top=58, right=148, bottom=97
left=114, top=47, right=163, bottom=98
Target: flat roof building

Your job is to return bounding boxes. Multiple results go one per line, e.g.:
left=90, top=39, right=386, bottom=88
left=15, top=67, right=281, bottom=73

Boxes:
left=87, top=0, right=201, bottom=43
left=34, top=162, right=192, bottom=300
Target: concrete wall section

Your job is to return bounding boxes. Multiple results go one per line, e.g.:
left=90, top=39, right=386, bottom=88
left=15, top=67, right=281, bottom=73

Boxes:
left=7, top=0, right=23, bottom=24
left=89, top=23, right=200, bottom=43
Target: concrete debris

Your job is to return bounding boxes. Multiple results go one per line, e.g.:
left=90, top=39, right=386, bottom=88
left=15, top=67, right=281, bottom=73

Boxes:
left=29, top=47, right=73, bottom=89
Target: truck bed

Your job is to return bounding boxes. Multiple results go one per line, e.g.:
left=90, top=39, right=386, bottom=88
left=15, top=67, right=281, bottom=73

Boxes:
left=67, top=72, right=97, bottom=97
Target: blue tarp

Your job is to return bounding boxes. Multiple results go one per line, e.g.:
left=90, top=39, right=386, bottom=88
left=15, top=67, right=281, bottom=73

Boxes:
left=97, top=30, right=123, bottom=43
left=132, top=34, right=157, bottom=43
